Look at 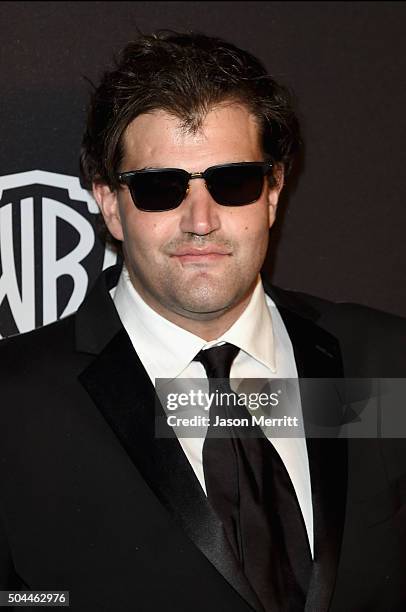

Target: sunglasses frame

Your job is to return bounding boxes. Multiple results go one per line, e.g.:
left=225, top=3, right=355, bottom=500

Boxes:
left=117, top=161, right=273, bottom=212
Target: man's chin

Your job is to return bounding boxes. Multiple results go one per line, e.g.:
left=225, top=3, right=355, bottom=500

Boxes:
left=170, top=289, right=247, bottom=320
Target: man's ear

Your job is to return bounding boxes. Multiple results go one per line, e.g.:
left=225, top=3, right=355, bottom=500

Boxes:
left=267, top=164, right=284, bottom=228
left=92, top=182, right=124, bottom=242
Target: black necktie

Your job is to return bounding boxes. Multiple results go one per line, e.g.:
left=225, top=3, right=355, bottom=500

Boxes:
left=194, top=343, right=312, bottom=612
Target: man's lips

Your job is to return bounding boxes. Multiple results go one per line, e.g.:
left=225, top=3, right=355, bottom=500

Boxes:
left=170, top=246, right=232, bottom=263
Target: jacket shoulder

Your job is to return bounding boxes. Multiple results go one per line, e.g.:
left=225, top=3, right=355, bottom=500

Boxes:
left=0, top=316, right=76, bottom=384
left=266, top=279, right=406, bottom=332
left=267, top=281, right=406, bottom=376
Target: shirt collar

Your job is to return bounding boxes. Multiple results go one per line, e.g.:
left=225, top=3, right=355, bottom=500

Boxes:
left=113, top=266, right=276, bottom=383
left=214, top=278, right=276, bottom=373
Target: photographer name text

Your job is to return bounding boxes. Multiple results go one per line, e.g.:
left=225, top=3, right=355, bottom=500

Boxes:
left=166, top=415, right=299, bottom=428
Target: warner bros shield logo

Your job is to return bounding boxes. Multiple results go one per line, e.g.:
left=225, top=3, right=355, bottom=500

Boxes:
left=0, top=170, right=117, bottom=339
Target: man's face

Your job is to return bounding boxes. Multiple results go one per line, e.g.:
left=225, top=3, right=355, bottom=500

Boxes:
left=95, top=103, right=282, bottom=327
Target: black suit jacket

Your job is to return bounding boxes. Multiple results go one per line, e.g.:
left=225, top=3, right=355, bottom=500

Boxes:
left=0, top=264, right=405, bottom=611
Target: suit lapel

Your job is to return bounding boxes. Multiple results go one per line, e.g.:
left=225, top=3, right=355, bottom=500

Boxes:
left=76, top=269, right=263, bottom=612
left=267, top=293, right=348, bottom=612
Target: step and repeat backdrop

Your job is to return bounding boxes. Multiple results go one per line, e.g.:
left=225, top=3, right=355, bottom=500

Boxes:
left=1, top=1, right=405, bottom=338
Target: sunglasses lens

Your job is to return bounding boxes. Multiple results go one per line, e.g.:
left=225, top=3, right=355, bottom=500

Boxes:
left=127, top=170, right=188, bottom=211
left=207, top=165, right=266, bottom=206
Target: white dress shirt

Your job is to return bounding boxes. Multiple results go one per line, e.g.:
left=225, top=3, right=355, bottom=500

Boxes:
left=112, top=266, right=313, bottom=556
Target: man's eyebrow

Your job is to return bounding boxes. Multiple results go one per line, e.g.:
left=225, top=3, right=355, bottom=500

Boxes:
left=133, top=165, right=173, bottom=171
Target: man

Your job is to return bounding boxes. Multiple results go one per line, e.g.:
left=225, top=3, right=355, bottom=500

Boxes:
left=0, top=31, right=405, bottom=611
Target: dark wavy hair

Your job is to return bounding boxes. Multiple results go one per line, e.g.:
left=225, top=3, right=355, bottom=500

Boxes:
left=80, top=30, right=301, bottom=247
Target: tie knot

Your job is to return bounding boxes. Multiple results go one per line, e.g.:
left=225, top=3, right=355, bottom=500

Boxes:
left=194, top=343, right=240, bottom=380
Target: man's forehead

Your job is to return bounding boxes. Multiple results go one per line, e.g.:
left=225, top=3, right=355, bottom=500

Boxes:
left=124, top=110, right=208, bottom=146
left=121, top=104, right=263, bottom=168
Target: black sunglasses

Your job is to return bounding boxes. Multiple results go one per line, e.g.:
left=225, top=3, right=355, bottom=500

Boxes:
left=117, top=161, right=273, bottom=212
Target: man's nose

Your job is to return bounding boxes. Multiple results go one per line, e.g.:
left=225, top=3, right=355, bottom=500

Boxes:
left=178, top=179, right=221, bottom=236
